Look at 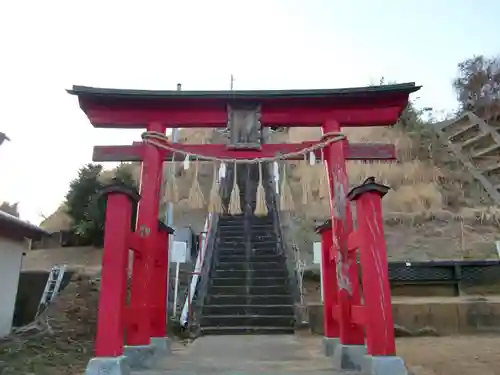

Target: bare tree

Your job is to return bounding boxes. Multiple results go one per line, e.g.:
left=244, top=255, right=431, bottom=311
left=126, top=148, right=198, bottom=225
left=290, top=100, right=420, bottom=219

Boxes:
left=453, top=55, right=500, bottom=121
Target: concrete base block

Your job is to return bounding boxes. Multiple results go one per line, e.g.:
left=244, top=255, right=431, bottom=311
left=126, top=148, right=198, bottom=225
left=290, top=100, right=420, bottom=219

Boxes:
left=85, top=356, right=131, bottom=375
left=362, top=355, right=408, bottom=375
left=123, top=344, right=156, bottom=370
left=332, top=344, right=367, bottom=371
left=322, top=337, right=340, bottom=357
left=150, top=337, right=172, bottom=356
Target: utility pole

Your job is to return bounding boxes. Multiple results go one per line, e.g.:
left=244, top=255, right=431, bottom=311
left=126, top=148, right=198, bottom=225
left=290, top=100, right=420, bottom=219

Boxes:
left=164, top=84, right=181, bottom=318
left=165, top=84, right=181, bottom=228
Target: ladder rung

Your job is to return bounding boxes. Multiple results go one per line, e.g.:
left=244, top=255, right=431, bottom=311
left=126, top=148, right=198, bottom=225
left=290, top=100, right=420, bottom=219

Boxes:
left=460, top=131, right=490, bottom=148
left=471, top=143, right=500, bottom=158
left=448, top=121, right=479, bottom=140
left=482, top=161, right=500, bottom=174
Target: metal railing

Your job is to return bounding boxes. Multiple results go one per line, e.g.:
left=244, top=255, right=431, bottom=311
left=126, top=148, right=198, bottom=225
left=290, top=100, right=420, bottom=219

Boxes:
left=179, top=162, right=233, bottom=327
left=389, top=259, right=500, bottom=287
left=263, top=159, right=305, bottom=321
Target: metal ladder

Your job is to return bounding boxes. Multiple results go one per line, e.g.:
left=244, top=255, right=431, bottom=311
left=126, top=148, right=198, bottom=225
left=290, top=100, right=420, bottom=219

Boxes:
left=35, top=264, right=67, bottom=317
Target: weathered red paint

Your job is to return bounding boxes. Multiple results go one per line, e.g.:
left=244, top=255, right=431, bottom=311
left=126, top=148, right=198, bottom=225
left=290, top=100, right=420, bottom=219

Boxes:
left=127, top=122, right=165, bottom=346
left=351, top=188, right=396, bottom=356
left=92, top=142, right=397, bottom=162
left=95, top=192, right=132, bottom=357
left=150, top=229, right=170, bottom=338
left=322, top=119, right=364, bottom=346
left=316, top=221, right=339, bottom=338
left=85, top=104, right=405, bottom=128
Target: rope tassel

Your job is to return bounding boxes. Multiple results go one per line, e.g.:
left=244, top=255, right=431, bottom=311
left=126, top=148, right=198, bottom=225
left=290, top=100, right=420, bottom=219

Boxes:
left=229, top=162, right=242, bottom=215
left=301, top=154, right=313, bottom=206
left=164, top=153, right=179, bottom=203
left=188, top=157, right=205, bottom=209
left=208, top=162, right=223, bottom=213
left=254, top=162, right=268, bottom=217
left=319, top=148, right=330, bottom=200
left=279, top=165, right=295, bottom=211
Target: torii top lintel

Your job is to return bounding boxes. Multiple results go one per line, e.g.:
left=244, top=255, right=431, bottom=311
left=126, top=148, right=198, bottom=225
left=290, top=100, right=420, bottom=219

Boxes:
left=67, top=83, right=420, bottom=129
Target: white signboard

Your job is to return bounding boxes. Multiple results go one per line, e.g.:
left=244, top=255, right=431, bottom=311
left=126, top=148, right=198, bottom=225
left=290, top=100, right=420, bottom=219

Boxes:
left=313, top=242, right=323, bottom=302
left=171, top=241, right=188, bottom=264
left=171, top=240, right=188, bottom=317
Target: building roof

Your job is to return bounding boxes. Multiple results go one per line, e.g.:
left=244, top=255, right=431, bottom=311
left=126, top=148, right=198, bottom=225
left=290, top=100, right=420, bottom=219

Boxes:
left=0, top=211, right=50, bottom=242
left=67, top=82, right=420, bottom=102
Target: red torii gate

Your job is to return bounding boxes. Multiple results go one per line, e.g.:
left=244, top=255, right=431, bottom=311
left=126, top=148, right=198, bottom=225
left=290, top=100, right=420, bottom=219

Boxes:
left=68, top=83, right=419, bottom=374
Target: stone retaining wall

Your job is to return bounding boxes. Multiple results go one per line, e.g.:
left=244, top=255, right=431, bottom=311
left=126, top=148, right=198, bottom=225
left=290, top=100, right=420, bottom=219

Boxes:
left=307, top=297, right=500, bottom=336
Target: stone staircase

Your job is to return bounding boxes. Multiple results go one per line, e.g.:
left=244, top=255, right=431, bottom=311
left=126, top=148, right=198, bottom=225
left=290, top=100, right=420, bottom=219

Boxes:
left=200, top=207, right=295, bottom=334
left=437, top=111, right=500, bottom=204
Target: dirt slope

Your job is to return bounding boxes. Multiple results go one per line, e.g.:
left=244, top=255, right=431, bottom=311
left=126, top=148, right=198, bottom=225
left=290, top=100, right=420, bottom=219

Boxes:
left=0, top=274, right=98, bottom=375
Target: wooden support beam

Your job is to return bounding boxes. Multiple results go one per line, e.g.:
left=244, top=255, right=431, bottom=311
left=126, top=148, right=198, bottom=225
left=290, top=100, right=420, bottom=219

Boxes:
left=92, top=142, right=396, bottom=162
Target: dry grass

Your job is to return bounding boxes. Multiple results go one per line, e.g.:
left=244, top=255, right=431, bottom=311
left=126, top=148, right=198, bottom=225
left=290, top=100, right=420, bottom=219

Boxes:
left=271, top=124, right=500, bottom=261
left=42, top=124, right=500, bottom=260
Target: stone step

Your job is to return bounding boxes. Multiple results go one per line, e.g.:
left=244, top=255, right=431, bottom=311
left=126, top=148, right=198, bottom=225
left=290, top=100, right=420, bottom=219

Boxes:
left=203, top=304, right=294, bottom=316
left=213, top=269, right=288, bottom=279
left=219, top=216, right=274, bottom=224
left=217, top=253, right=279, bottom=260
left=220, top=228, right=276, bottom=236
left=211, top=276, right=288, bottom=287
left=200, top=314, right=295, bottom=328
left=217, top=241, right=279, bottom=248
left=200, top=326, right=294, bottom=335
left=204, top=294, right=293, bottom=305
left=220, top=234, right=277, bottom=241
left=215, top=261, right=286, bottom=271
left=217, top=243, right=278, bottom=252
left=217, top=254, right=284, bottom=263
left=208, top=285, right=289, bottom=295
left=218, top=222, right=274, bottom=228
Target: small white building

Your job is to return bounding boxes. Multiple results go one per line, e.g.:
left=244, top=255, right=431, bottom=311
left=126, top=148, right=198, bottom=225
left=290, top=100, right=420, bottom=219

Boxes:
left=0, top=211, right=49, bottom=337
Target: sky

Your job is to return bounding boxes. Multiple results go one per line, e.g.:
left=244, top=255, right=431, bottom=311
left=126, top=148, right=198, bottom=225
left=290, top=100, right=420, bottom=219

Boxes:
left=0, top=0, right=499, bottom=225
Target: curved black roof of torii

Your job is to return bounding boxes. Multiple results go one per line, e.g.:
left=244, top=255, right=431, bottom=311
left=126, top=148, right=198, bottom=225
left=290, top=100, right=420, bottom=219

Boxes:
left=67, top=82, right=420, bottom=101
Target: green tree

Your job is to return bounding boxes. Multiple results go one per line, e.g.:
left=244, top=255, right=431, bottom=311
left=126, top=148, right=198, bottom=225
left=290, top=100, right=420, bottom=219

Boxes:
left=65, top=163, right=137, bottom=246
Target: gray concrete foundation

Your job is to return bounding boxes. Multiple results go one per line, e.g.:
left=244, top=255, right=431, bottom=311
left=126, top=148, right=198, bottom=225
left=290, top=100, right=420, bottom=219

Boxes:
left=322, top=336, right=340, bottom=357
left=332, top=344, right=367, bottom=371
left=123, top=344, right=156, bottom=370
left=150, top=336, right=172, bottom=356
left=362, top=355, right=408, bottom=375
left=84, top=356, right=130, bottom=375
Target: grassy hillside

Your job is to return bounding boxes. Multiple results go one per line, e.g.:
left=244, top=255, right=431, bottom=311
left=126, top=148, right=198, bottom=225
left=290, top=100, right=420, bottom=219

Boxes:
left=41, top=121, right=500, bottom=261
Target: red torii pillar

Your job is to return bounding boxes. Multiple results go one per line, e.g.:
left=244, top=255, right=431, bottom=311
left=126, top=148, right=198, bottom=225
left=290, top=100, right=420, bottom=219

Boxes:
left=93, top=183, right=138, bottom=361
left=150, top=222, right=175, bottom=352
left=316, top=174, right=408, bottom=373
left=322, top=119, right=365, bottom=369
left=315, top=219, right=340, bottom=357
left=126, top=122, right=165, bottom=347
left=347, top=178, right=407, bottom=374
left=87, top=177, right=175, bottom=373
left=123, top=121, right=173, bottom=369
